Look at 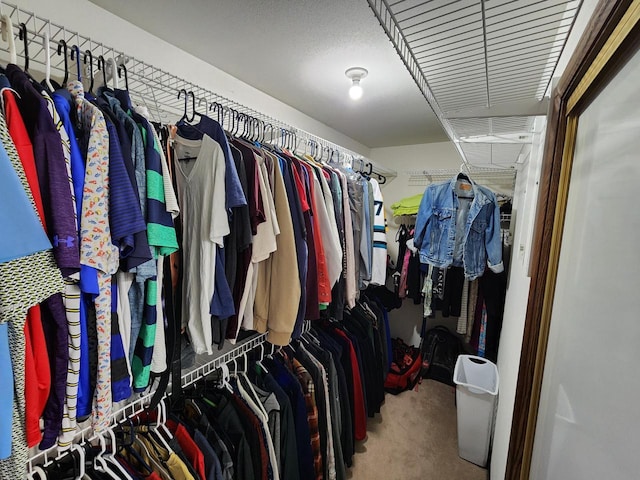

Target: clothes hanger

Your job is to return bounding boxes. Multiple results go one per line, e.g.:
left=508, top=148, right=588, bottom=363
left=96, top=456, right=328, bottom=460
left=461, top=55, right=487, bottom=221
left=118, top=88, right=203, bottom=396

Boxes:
left=457, top=162, right=472, bottom=182
left=43, top=455, right=67, bottom=480
left=117, top=63, right=129, bottom=90
left=26, top=465, right=48, bottom=480
left=70, top=44, right=82, bottom=81
left=240, top=112, right=249, bottom=138
left=107, top=57, right=119, bottom=89
left=0, top=13, right=17, bottom=65
left=263, top=122, right=274, bottom=145
left=235, top=112, right=245, bottom=137
left=256, top=342, right=269, bottom=374
left=307, top=140, right=318, bottom=160
left=224, top=106, right=235, bottom=132
left=250, top=117, right=259, bottom=143
left=83, top=49, right=94, bottom=93
left=323, top=146, right=332, bottom=163
left=197, top=96, right=206, bottom=111
left=103, top=428, right=134, bottom=480
left=159, top=398, right=174, bottom=441
left=244, top=115, right=253, bottom=140
left=154, top=399, right=173, bottom=442
left=113, top=417, right=136, bottom=451
left=97, top=55, right=108, bottom=90
left=220, top=363, right=233, bottom=393
left=70, top=443, right=86, bottom=479
left=186, top=91, right=205, bottom=122
left=229, top=108, right=239, bottom=136
left=57, top=39, right=69, bottom=86
left=247, top=116, right=256, bottom=141
left=18, top=22, right=28, bottom=72
left=92, top=433, right=121, bottom=479
left=209, top=101, right=224, bottom=124
left=230, top=356, right=239, bottom=376
left=177, top=88, right=189, bottom=123
left=252, top=118, right=262, bottom=143
left=289, top=130, right=298, bottom=153
left=242, top=351, right=249, bottom=373
left=188, top=91, right=198, bottom=122
left=43, top=29, right=54, bottom=91
left=149, top=400, right=173, bottom=452
left=233, top=110, right=242, bottom=137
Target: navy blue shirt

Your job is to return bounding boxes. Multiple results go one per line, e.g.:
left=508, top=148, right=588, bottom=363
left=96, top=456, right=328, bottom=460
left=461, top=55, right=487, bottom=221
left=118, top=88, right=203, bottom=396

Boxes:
left=96, top=91, right=153, bottom=271
left=6, top=65, right=80, bottom=277
left=103, top=117, right=147, bottom=255
left=278, top=157, right=308, bottom=339
left=265, top=357, right=315, bottom=480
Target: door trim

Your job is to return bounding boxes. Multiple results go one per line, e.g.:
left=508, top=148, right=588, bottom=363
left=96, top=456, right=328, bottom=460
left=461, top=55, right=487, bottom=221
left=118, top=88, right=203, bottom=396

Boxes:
left=505, top=1, right=640, bottom=478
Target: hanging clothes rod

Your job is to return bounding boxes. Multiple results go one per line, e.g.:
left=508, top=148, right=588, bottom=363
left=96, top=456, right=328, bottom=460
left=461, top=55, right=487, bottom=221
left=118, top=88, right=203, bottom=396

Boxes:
left=27, top=332, right=268, bottom=471
left=405, top=166, right=517, bottom=192
left=0, top=2, right=394, bottom=176
left=180, top=333, right=267, bottom=389
left=27, top=386, right=161, bottom=471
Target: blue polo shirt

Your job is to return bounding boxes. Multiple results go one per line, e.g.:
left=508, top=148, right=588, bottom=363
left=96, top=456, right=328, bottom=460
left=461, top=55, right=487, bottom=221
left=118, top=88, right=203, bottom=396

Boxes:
left=0, top=323, right=12, bottom=459
left=0, top=140, right=51, bottom=262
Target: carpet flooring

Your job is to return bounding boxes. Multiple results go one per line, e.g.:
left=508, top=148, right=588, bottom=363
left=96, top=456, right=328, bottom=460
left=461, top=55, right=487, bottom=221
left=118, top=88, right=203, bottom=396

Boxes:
left=347, top=379, right=488, bottom=480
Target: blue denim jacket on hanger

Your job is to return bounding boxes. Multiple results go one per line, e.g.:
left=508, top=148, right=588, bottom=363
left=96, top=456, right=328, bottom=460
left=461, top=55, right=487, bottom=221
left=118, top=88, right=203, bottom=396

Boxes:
left=414, top=175, right=503, bottom=280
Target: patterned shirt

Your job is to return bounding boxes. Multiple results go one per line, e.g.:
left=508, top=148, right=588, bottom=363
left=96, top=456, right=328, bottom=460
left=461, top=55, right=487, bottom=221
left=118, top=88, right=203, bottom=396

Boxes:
left=289, top=355, right=323, bottom=480
left=69, top=81, right=118, bottom=431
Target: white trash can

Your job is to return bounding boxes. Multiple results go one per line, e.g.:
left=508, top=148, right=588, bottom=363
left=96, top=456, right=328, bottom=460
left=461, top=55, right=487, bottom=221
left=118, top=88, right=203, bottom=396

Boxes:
left=453, top=355, right=499, bottom=467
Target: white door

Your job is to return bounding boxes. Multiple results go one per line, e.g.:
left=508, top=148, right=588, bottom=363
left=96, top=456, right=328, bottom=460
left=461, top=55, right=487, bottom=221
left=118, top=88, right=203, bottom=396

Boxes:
left=529, top=46, right=640, bottom=479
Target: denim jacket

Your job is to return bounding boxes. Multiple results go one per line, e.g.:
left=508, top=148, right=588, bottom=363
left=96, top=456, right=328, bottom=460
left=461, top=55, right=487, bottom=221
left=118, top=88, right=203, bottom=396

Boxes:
left=414, top=176, right=503, bottom=280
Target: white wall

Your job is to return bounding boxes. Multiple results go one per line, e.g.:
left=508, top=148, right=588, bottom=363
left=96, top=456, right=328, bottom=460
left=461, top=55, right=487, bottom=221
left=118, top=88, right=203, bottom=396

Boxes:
left=490, top=118, right=545, bottom=479
left=370, top=141, right=462, bottom=345
left=18, top=0, right=370, bottom=157
left=370, top=141, right=461, bottom=263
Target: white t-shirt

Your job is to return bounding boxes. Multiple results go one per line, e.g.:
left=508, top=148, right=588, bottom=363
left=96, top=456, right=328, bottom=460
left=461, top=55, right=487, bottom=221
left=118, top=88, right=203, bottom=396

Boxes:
left=370, top=178, right=387, bottom=286
left=174, top=134, right=228, bottom=355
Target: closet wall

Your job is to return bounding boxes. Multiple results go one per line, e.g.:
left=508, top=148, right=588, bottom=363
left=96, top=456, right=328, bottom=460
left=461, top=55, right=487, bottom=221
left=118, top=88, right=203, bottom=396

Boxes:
left=17, top=0, right=370, bottom=157
left=370, top=141, right=460, bottom=262
left=490, top=118, right=546, bottom=480
left=369, top=142, right=460, bottom=344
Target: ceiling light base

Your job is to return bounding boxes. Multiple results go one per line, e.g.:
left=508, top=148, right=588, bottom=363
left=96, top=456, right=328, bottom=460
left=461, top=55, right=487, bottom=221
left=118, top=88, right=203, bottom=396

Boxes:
left=345, top=67, right=368, bottom=80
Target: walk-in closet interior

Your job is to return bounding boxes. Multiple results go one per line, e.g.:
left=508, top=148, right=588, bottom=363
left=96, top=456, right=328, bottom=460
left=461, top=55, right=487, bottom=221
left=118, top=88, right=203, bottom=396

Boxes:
left=2, top=0, right=639, bottom=479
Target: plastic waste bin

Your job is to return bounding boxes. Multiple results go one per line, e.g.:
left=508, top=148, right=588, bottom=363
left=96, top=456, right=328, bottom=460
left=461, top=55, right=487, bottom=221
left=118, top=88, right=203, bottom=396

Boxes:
left=453, top=355, right=499, bottom=467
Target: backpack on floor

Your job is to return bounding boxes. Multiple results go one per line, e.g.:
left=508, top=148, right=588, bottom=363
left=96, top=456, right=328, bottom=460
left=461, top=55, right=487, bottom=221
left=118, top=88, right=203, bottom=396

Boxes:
left=384, top=338, right=423, bottom=395
left=421, top=326, right=463, bottom=386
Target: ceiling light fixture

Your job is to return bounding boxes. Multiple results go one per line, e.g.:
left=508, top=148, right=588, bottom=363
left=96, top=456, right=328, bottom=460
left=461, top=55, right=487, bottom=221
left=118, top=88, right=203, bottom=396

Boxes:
left=345, top=67, right=368, bottom=101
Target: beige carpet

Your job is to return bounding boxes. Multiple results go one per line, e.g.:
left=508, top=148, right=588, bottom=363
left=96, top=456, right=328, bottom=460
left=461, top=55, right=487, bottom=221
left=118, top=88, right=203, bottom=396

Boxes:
left=347, top=379, right=488, bottom=480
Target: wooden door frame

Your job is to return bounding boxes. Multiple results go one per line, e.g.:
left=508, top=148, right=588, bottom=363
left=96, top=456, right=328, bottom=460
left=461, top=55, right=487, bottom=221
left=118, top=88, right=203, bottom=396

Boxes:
left=505, top=1, right=640, bottom=478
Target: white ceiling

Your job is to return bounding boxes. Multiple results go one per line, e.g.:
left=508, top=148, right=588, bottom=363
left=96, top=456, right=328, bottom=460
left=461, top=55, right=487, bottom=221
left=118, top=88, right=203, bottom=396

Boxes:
left=88, top=0, right=449, bottom=148
left=86, top=0, right=589, bottom=171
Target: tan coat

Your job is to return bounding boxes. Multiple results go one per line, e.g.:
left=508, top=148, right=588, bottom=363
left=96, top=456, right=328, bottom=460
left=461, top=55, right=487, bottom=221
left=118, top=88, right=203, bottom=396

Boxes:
left=254, top=154, right=300, bottom=345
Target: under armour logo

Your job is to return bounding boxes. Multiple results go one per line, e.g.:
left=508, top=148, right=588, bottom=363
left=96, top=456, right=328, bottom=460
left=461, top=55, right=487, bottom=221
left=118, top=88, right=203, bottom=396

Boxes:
left=53, top=235, right=76, bottom=248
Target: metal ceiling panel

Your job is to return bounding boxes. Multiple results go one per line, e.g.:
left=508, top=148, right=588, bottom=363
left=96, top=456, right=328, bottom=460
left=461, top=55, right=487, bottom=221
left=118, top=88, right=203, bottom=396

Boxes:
left=367, top=0, right=582, bottom=174
left=460, top=142, right=526, bottom=165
